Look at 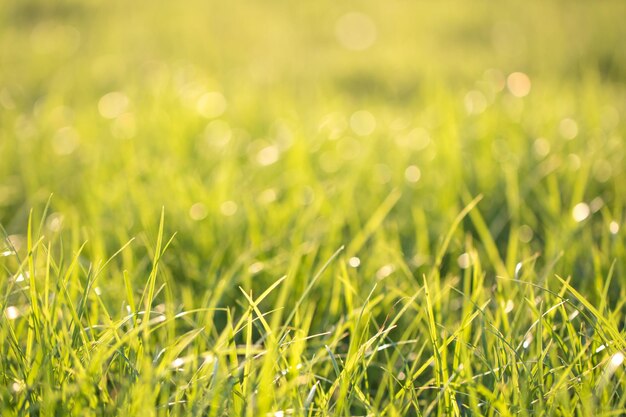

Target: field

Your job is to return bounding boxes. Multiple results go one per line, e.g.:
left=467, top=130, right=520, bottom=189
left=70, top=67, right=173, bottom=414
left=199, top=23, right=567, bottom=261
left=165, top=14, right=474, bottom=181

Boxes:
left=1, top=1, right=626, bottom=416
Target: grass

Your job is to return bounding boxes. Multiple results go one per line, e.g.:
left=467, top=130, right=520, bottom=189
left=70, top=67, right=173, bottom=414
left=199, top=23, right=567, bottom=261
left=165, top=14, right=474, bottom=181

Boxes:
left=1, top=0, right=626, bottom=415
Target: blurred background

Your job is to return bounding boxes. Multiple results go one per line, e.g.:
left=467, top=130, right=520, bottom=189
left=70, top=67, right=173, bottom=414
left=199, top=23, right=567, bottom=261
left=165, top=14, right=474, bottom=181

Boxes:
left=2, top=1, right=626, bottom=99
left=0, top=0, right=625, bottom=303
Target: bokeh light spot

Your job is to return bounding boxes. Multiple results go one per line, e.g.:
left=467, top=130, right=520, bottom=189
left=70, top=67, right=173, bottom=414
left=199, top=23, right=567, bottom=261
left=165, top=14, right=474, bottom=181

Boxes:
left=457, top=253, right=472, bottom=269
left=52, top=126, right=80, bottom=155
left=464, top=90, right=487, bottom=114
left=248, top=262, right=264, bottom=274
left=5, top=306, right=19, bottom=320
left=518, top=225, right=533, bottom=243
left=46, top=213, right=65, bottom=232
left=376, top=264, right=395, bottom=280
left=568, top=154, right=581, bottom=171
left=335, top=12, right=377, bottom=51
left=609, top=221, right=620, bottom=235
left=258, top=188, right=277, bottom=204
left=189, top=202, right=208, bottom=221
left=350, top=110, right=376, bottom=136
left=572, top=203, right=590, bottom=222
left=404, top=165, right=421, bottom=183
left=197, top=92, right=227, bottom=119
left=559, top=118, right=578, bottom=140
left=506, top=72, right=531, bottom=97
left=98, top=92, right=129, bottom=119
left=533, top=138, right=550, bottom=157
left=256, top=145, right=280, bottom=166
left=220, top=200, right=238, bottom=216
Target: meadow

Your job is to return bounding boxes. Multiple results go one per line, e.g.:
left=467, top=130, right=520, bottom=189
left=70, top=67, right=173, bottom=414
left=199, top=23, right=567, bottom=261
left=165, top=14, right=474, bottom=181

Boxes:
left=1, top=1, right=626, bottom=415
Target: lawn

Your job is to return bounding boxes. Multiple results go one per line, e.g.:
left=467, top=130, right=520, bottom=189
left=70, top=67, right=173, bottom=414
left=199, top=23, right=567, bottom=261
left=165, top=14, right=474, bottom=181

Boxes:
left=1, top=0, right=625, bottom=415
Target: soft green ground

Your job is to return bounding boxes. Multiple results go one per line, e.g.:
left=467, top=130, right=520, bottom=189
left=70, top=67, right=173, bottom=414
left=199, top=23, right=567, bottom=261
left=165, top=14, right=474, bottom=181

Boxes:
left=1, top=1, right=626, bottom=416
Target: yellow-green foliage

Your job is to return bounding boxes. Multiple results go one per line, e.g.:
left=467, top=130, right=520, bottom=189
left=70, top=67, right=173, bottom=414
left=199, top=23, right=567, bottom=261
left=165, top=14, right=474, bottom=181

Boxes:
left=1, top=1, right=625, bottom=415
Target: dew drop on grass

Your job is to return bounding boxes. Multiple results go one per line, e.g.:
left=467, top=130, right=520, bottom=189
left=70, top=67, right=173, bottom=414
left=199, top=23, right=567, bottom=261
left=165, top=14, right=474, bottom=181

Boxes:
left=5, top=306, right=19, bottom=320
left=504, top=300, right=515, bottom=313
left=609, top=221, right=620, bottom=235
left=572, top=203, right=590, bottom=222
left=348, top=257, right=361, bottom=268
left=171, top=358, right=185, bottom=369
left=457, top=253, right=471, bottom=269
left=610, top=352, right=625, bottom=369
left=14, top=272, right=28, bottom=283
left=601, top=351, right=625, bottom=383
left=523, top=334, right=533, bottom=349
left=202, top=353, right=215, bottom=365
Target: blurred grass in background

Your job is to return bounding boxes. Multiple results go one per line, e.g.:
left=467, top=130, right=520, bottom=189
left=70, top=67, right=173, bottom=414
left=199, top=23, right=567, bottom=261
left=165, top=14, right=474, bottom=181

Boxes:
left=1, top=0, right=624, bottom=290
left=1, top=0, right=626, bottom=415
